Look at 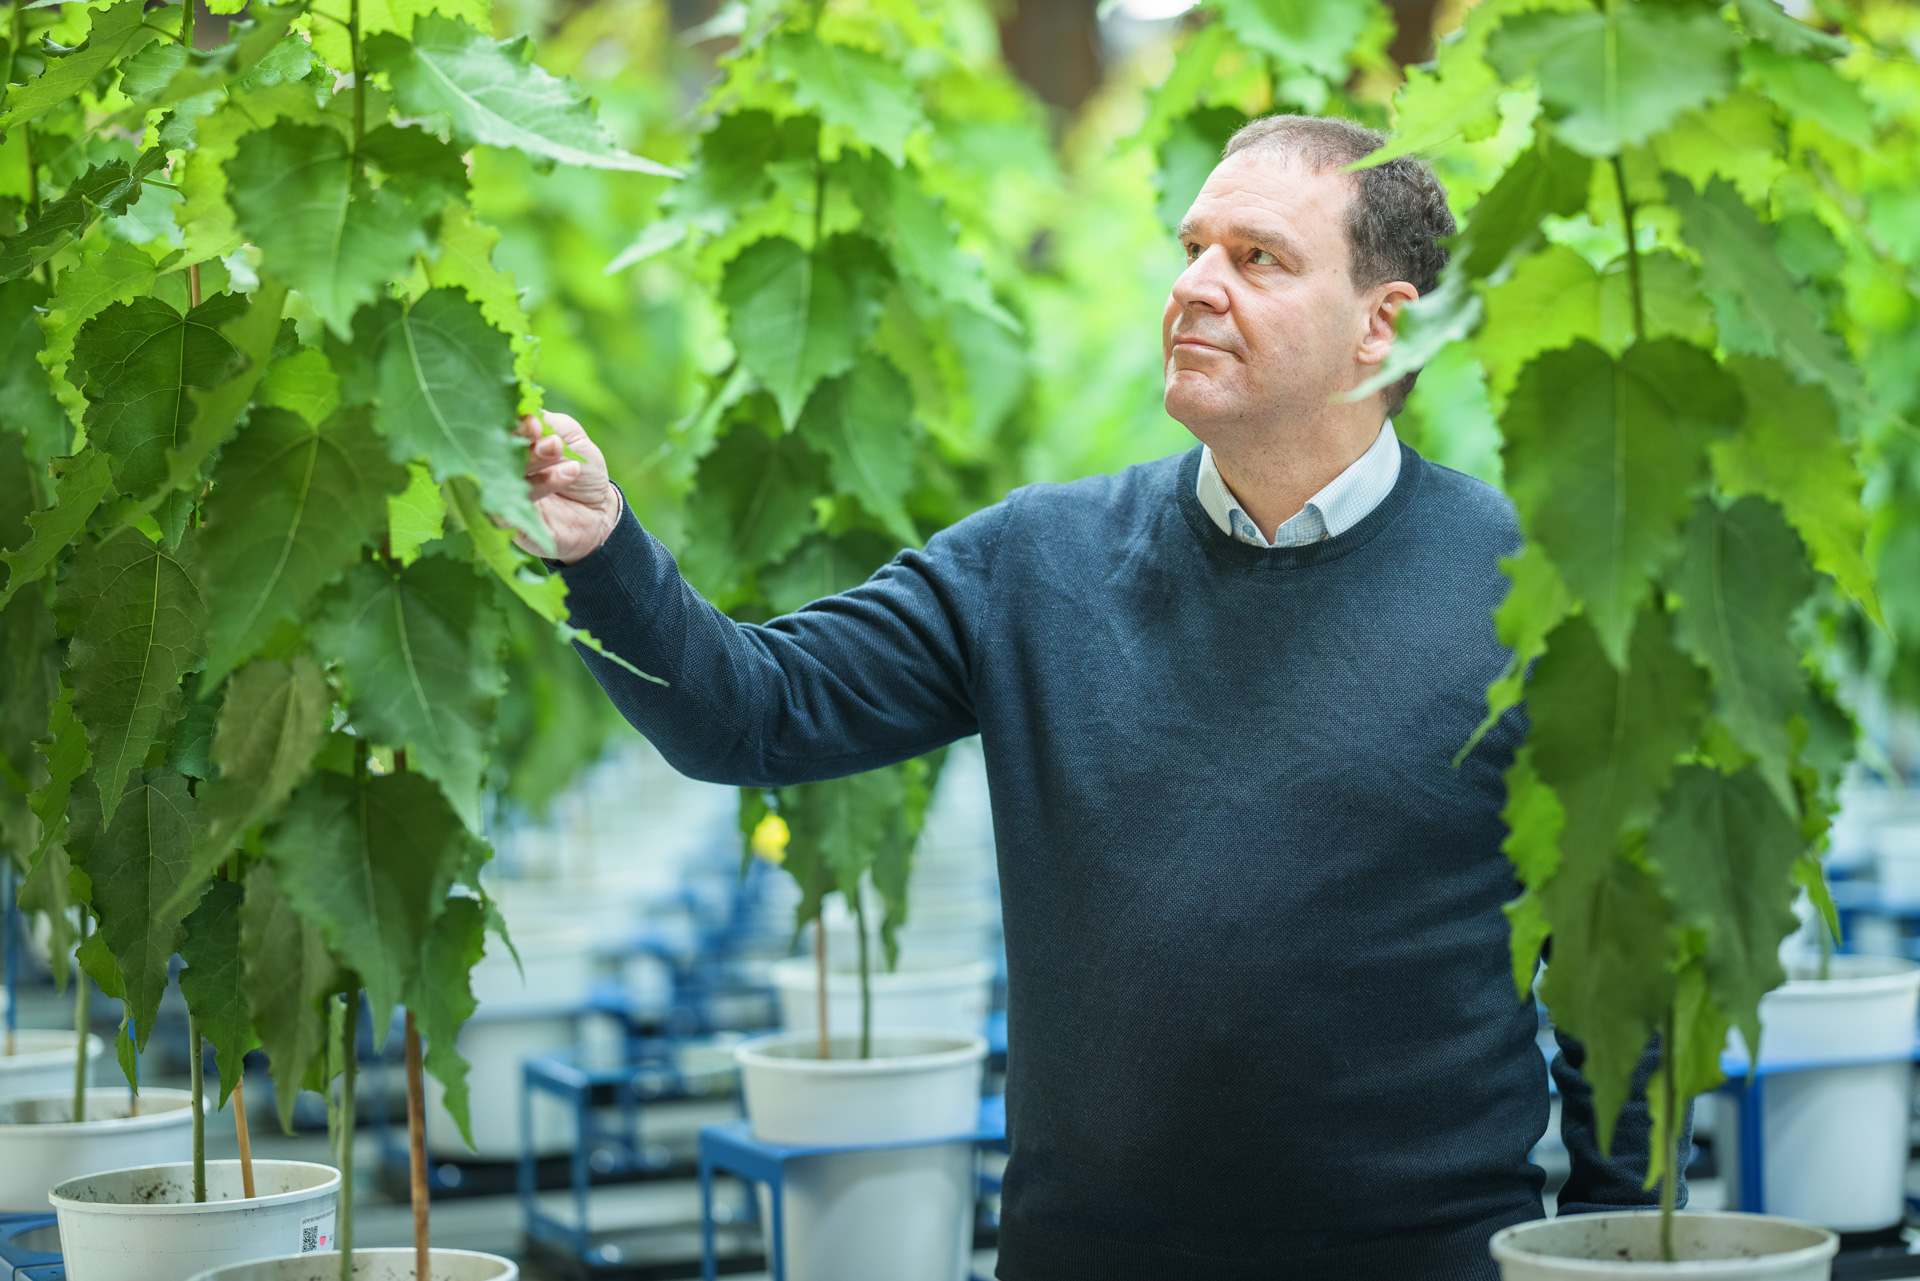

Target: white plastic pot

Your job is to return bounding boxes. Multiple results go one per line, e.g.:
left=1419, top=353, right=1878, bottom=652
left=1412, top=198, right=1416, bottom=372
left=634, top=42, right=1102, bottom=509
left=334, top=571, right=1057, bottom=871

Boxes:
left=0, top=1031, right=105, bottom=1101
left=1719, top=955, right=1920, bottom=1233
left=188, top=1248, right=518, bottom=1280
left=771, top=955, right=993, bottom=1040
left=736, top=1031, right=986, bottom=1281
left=0, top=1088, right=195, bottom=1211
left=51, top=1159, right=341, bottom=1281
left=1876, top=812, right=1920, bottom=908
left=1490, top=1212, right=1837, bottom=1278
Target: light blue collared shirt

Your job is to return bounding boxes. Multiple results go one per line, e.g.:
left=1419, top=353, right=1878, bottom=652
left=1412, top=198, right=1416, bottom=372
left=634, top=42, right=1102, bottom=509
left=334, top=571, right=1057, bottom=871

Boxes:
left=1195, top=421, right=1401, bottom=549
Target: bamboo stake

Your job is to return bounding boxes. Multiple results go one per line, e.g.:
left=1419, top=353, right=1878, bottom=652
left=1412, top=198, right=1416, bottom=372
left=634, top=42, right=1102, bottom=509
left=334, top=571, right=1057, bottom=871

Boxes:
left=813, top=918, right=829, bottom=1062
left=405, top=1011, right=429, bottom=1280
left=232, top=1076, right=256, bottom=1197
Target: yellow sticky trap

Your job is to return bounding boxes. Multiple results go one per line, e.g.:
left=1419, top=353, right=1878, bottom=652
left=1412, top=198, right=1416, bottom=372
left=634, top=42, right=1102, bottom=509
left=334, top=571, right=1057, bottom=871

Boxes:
left=751, top=814, right=790, bottom=865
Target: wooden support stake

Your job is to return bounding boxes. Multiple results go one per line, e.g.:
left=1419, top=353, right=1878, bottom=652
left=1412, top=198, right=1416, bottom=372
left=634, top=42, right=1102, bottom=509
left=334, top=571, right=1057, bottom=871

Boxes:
left=233, top=1076, right=256, bottom=1197
left=813, top=919, right=829, bottom=1062
left=405, top=1010, right=429, bottom=1280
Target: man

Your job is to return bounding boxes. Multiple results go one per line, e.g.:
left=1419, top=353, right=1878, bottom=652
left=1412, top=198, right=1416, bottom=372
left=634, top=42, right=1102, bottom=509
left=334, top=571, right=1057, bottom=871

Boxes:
left=513, top=115, right=1673, bottom=1280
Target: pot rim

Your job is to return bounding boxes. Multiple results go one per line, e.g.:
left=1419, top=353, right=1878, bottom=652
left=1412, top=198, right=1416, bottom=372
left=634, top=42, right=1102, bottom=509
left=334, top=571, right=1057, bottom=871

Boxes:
left=1490, top=1212, right=1840, bottom=1274
left=736, top=1029, right=988, bottom=1075
left=50, top=1159, right=341, bottom=1215
left=1774, top=954, right=1919, bottom=995
left=0, top=1031, right=105, bottom=1069
left=767, top=954, right=995, bottom=985
left=187, top=1246, right=516, bottom=1280
left=0, top=1087, right=196, bottom=1133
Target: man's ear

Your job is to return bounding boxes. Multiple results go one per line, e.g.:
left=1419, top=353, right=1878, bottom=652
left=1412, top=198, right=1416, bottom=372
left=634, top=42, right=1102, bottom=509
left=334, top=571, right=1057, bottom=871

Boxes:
left=1358, top=282, right=1419, bottom=367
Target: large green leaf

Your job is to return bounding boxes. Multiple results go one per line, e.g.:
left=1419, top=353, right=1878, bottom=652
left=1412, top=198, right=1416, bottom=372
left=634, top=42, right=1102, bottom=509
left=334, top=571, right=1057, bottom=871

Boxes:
left=71, top=294, right=246, bottom=498
left=160, top=281, right=291, bottom=511
left=1645, top=765, right=1802, bottom=1061
left=57, top=531, right=207, bottom=827
left=1502, top=340, right=1738, bottom=666
left=226, top=122, right=430, bottom=338
left=265, top=770, right=470, bottom=1037
left=350, top=289, right=545, bottom=541
left=1457, top=141, right=1592, bottom=279
left=179, top=879, right=258, bottom=1105
left=765, top=32, right=924, bottom=165
left=24, top=685, right=86, bottom=886
left=369, top=14, right=676, bottom=175
left=720, top=235, right=892, bottom=428
left=1487, top=5, right=1736, bottom=157
left=1710, top=357, right=1873, bottom=619
left=1212, top=0, right=1374, bottom=81
left=1672, top=498, right=1814, bottom=816
left=680, top=421, right=831, bottom=603
left=0, top=149, right=169, bottom=284
left=240, top=861, right=342, bottom=1133
left=0, top=450, right=115, bottom=612
left=0, top=591, right=57, bottom=806
left=199, top=407, right=405, bottom=688
left=1463, top=543, right=1569, bottom=760
left=405, top=894, right=484, bottom=1146
left=69, top=770, right=200, bottom=1051
left=1499, top=747, right=1564, bottom=994
left=776, top=767, right=905, bottom=935
left=0, top=0, right=164, bottom=131
left=1, top=281, right=68, bottom=468
left=1151, top=106, right=1248, bottom=236
left=797, top=354, right=920, bottom=547
left=38, top=242, right=162, bottom=428
left=310, top=558, right=504, bottom=831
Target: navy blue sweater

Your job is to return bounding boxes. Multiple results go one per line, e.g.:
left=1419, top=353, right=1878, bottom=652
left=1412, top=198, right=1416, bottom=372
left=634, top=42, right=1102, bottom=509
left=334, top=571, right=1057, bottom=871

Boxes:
left=559, top=444, right=1673, bottom=1280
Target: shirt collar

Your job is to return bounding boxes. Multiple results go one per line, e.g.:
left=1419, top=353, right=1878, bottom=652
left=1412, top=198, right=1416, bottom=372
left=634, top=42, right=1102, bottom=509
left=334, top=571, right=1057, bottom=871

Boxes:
left=1195, top=421, right=1401, bottom=550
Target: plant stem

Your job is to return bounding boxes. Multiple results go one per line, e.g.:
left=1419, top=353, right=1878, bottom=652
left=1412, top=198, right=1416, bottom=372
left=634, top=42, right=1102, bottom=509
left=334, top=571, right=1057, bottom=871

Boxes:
left=813, top=911, right=829, bottom=1061
left=811, top=160, right=826, bottom=251
left=1610, top=156, right=1645, bottom=343
left=3, top=863, right=16, bottom=1057
left=232, top=1076, right=256, bottom=1197
left=340, top=989, right=358, bottom=1279
left=72, top=911, right=89, bottom=1122
left=1659, top=1005, right=1678, bottom=1264
left=850, top=883, right=871, bottom=1061
left=348, top=0, right=365, bottom=154
left=190, top=1012, right=206, bottom=1203
left=405, top=1010, right=429, bottom=1281
left=178, top=0, right=192, bottom=48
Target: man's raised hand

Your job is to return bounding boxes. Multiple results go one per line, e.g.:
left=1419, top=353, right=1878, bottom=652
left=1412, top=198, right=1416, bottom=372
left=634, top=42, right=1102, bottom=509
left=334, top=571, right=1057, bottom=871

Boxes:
left=515, top=412, right=623, bottom=564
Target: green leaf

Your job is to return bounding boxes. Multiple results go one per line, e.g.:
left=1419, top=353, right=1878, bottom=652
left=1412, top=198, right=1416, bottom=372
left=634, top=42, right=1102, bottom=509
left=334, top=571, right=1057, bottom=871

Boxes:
left=174, top=81, right=323, bottom=267
left=1457, top=140, right=1592, bottom=279
left=1652, top=91, right=1784, bottom=209
left=1463, top=543, right=1569, bottom=762
left=69, top=769, right=200, bottom=1050
left=1733, top=0, right=1850, bottom=59
left=353, top=289, right=546, bottom=543
left=776, top=766, right=906, bottom=933
left=872, top=752, right=942, bottom=969
left=1645, top=765, right=1801, bottom=1062
left=0, top=587, right=57, bottom=805
left=1666, top=176, right=1867, bottom=417
left=25, top=684, right=87, bottom=875
left=1499, top=746, right=1564, bottom=993
left=680, top=420, right=830, bottom=603
left=796, top=353, right=919, bottom=547
left=389, top=463, right=446, bottom=567
left=1212, top=0, right=1374, bottom=81
left=1350, top=265, right=1482, bottom=400
left=1152, top=106, right=1247, bottom=235
left=71, top=293, right=246, bottom=499
left=1710, top=356, right=1873, bottom=619
left=0, top=450, right=115, bottom=612
left=1363, top=28, right=1505, bottom=167
left=38, top=241, right=162, bottom=429
left=1672, top=497, right=1814, bottom=816
left=423, top=202, right=539, bottom=411
left=195, top=656, right=330, bottom=866
left=841, top=157, right=1018, bottom=330
left=765, top=31, right=924, bottom=165
left=369, top=14, right=677, bottom=175
left=310, top=557, right=504, bottom=831
left=720, top=235, right=892, bottom=427
left=179, top=878, right=258, bottom=1105
left=57, top=531, right=207, bottom=826
left=240, top=860, right=342, bottom=1133
left=199, top=407, right=406, bottom=688
left=1740, top=43, right=1871, bottom=149
left=1, top=280, right=67, bottom=469
left=259, top=346, right=342, bottom=428
left=404, top=894, right=484, bottom=1147
left=0, top=149, right=170, bottom=283
left=0, top=0, right=164, bottom=132
left=226, top=122, right=430, bottom=339
left=1486, top=5, right=1736, bottom=157
left=265, top=770, right=469, bottom=1037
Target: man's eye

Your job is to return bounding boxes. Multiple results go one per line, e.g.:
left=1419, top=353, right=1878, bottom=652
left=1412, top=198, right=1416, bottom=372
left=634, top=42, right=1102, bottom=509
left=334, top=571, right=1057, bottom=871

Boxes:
left=1249, top=248, right=1279, bottom=266
left=1184, top=242, right=1202, bottom=261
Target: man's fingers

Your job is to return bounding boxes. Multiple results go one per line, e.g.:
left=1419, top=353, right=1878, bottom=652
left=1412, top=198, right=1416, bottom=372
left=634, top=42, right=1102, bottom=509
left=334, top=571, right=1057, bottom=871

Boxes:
left=515, top=414, right=544, bottom=443
left=527, top=462, right=581, bottom=499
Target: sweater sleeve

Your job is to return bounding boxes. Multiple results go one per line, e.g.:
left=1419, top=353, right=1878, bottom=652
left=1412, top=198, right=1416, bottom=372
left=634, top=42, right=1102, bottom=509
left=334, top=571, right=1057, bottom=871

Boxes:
left=554, top=496, right=1004, bottom=788
left=1551, top=1029, right=1694, bottom=1215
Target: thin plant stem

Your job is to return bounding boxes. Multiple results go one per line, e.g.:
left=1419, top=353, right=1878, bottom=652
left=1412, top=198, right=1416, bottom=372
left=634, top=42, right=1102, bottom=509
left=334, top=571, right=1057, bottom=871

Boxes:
left=1659, top=1005, right=1678, bottom=1263
left=813, top=911, right=829, bottom=1061
left=340, top=989, right=359, bottom=1279
left=190, top=1012, right=206, bottom=1203
left=811, top=160, right=826, bottom=251
left=72, top=911, right=89, bottom=1122
left=850, top=883, right=872, bottom=1061
left=348, top=0, right=365, bottom=153
left=178, top=0, right=192, bottom=48
left=1610, top=156, right=1645, bottom=343
left=405, top=1010, right=429, bottom=1281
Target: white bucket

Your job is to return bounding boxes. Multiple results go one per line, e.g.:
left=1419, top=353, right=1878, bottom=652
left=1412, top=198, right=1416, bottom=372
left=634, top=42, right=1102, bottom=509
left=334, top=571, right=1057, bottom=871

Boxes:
left=0, top=1032, right=106, bottom=1100
left=0, top=1088, right=195, bottom=1211
left=188, top=1248, right=518, bottom=1280
left=1490, top=1212, right=1837, bottom=1279
left=1825, top=774, right=1903, bottom=873
left=423, top=1010, right=579, bottom=1159
left=771, top=955, right=993, bottom=1040
left=736, top=1031, right=987, bottom=1281
left=1720, top=955, right=1920, bottom=1232
left=51, top=1159, right=341, bottom=1281
left=1875, top=813, right=1920, bottom=908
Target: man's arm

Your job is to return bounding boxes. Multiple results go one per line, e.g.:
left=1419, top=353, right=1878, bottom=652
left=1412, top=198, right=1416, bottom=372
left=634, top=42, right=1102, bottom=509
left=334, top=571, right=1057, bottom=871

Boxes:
left=513, top=413, right=997, bottom=788
left=1551, top=1030, right=1694, bottom=1214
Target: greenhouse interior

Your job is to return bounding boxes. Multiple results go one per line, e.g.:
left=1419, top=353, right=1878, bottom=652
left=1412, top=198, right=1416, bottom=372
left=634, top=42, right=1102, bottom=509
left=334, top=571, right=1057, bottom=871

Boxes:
left=3, top=0, right=1920, bottom=1276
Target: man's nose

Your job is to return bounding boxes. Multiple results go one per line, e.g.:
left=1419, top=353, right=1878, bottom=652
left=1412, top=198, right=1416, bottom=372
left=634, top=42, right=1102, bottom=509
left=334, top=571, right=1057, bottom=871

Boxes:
left=1171, top=245, right=1230, bottom=313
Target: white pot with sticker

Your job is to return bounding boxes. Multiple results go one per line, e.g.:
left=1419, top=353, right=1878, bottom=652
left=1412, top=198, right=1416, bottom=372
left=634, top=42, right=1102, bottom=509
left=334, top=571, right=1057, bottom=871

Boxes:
left=188, top=1249, right=519, bottom=1281
left=50, top=1159, right=340, bottom=1281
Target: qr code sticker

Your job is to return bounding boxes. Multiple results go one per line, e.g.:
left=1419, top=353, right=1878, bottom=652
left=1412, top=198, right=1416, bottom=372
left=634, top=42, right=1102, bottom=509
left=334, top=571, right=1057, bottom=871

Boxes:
left=299, top=1208, right=333, bottom=1254
left=303, top=1226, right=318, bottom=1252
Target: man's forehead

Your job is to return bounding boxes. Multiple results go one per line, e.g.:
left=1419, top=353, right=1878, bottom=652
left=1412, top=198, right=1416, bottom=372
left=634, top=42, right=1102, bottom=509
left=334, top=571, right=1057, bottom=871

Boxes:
left=1179, top=151, right=1353, bottom=240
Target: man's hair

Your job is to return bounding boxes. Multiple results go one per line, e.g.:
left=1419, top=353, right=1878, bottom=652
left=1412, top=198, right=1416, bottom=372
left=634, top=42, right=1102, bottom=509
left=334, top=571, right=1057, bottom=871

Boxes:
left=1221, top=114, right=1455, bottom=418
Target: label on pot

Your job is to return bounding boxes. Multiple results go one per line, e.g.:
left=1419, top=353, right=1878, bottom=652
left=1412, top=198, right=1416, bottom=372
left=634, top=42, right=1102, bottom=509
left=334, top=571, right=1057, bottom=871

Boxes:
left=300, top=1207, right=336, bottom=1253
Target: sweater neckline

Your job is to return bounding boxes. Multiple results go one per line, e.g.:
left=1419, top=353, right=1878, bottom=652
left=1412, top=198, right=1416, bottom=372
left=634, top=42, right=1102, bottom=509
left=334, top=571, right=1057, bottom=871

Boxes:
left=1174, top=441, right=1425, bottom=571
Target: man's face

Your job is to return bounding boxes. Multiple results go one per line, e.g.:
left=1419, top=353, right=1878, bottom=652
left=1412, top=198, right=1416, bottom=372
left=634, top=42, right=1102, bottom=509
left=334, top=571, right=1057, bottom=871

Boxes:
left=1161, top=148, right=1390, bottom=439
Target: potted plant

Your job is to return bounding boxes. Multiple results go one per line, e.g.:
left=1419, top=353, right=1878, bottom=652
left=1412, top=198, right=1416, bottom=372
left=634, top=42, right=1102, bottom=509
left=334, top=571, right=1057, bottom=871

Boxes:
left=1320, top=0, right=1888, bottom=1271
left=0, top=0, right=671, bottom=1271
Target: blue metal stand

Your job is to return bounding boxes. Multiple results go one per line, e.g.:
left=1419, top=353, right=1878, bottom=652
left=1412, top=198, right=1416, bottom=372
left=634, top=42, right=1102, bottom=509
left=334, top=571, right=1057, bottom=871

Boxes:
left=697, top=1095, right=1008, bottom=1281
left=0, top=1212, right=64, bottom=1279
